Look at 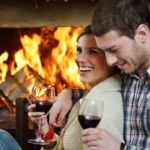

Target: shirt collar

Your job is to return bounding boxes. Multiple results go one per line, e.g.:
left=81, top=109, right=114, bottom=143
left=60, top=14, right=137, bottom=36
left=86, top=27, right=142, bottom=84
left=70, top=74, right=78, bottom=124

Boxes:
left=129, top=67, right=150, bottom=80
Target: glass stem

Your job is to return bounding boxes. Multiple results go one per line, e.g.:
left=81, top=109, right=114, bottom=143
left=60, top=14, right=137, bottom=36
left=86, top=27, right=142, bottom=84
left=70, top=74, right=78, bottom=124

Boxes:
left=39, top=118, right=42, bottom=139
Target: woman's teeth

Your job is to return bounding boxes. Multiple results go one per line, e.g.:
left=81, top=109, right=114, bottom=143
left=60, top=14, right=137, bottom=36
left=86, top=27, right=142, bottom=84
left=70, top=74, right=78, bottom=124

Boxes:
left=79, top=67, right=92, bottom=72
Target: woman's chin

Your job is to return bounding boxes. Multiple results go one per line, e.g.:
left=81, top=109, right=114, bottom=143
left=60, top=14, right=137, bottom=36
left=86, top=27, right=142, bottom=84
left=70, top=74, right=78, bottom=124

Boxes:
left=80, top=78, right=88, bottom=83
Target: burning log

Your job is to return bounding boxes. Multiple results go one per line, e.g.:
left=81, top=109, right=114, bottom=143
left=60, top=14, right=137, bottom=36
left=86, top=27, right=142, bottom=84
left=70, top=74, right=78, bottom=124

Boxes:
left=0, top=65, right=46, bottom=112
left=0, top=90, right=14, bottom=113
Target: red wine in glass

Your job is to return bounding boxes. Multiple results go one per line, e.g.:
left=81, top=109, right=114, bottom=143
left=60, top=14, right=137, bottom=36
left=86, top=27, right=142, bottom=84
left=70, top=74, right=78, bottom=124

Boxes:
left=27, top=84, right=56, bottom=145
left=32, top=100, right=53, bottom=114
left=78, top=115, right=101, bottom=129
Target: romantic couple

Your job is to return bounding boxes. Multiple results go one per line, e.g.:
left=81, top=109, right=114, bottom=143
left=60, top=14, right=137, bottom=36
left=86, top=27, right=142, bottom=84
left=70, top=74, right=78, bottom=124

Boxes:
left=2, top=0, right=150, bottom=149
left=28, top=0, right=150, bottom=149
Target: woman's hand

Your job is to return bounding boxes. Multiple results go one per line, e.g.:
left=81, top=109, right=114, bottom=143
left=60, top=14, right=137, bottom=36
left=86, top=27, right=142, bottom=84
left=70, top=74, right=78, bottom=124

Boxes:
left=27, top=104, right=49, bottom=135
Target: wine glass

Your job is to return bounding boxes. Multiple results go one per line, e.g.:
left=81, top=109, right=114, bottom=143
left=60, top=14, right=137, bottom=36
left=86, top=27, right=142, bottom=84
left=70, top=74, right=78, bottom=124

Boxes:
left=78, top=98, right=103, bottom=149
left=78, top=98, right=103, bottom=129
left=27, top=83, right=55, bottom=145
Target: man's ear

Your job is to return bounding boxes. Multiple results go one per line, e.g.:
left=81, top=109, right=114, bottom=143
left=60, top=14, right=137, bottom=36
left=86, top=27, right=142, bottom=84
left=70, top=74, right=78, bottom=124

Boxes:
left=134, top=24, right=149, bottom=43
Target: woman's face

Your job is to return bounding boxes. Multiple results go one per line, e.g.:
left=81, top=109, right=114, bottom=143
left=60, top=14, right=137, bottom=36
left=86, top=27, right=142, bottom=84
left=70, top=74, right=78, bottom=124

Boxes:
left=75, top=34, right=112, bottom=87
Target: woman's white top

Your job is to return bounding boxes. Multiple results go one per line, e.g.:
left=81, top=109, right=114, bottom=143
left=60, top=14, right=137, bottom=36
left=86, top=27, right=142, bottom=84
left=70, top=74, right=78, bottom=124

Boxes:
left=56, top=74, right=124, bottom=150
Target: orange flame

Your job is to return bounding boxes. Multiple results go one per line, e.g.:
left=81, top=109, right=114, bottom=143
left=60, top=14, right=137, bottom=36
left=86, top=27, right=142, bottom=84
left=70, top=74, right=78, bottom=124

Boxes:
left=0, top=27, right=87, bottom=92
left=0, top=51, right=9, bottom=82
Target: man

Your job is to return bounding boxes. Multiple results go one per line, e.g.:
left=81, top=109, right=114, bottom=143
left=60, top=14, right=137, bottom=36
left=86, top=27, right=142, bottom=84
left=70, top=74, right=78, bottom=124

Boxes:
left=50, top=0, right=150, bottom=149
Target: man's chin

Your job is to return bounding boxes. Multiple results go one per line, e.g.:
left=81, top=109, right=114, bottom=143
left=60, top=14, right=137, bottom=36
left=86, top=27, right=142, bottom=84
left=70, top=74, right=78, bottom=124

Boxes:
left=122, top=69, right=135, bottom=74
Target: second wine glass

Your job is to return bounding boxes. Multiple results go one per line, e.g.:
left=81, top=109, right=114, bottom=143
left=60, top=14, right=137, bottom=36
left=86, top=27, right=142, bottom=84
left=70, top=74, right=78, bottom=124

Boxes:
left=78, top=98, right=103, bottom=149
left=78, top=98, right=103, bottom=129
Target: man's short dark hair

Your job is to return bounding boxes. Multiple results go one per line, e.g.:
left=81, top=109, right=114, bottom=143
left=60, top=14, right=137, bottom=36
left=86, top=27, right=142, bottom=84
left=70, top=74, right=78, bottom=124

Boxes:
left=91, top=0, right=150, bottom=39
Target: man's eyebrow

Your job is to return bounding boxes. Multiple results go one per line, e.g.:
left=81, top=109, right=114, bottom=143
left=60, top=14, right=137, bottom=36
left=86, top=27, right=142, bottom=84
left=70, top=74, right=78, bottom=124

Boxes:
left=106, top=45, right=117, bottom=51
left=92, top=47, right=103, bottom=52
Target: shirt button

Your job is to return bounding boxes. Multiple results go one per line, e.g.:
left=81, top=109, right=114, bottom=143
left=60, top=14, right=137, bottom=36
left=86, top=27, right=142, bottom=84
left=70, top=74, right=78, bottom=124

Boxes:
left=147, top=94, right=150, bottom=99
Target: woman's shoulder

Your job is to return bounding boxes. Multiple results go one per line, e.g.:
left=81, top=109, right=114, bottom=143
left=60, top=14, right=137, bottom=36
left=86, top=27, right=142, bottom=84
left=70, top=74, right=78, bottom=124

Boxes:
left=92, top=74, right=122, bottom=92
left=85, top=74, right=122, bottom=104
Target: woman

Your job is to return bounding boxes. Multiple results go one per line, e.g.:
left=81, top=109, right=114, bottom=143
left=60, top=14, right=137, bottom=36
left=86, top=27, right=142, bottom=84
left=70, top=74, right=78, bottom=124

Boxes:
left=28, top=25, right=124, bottom=150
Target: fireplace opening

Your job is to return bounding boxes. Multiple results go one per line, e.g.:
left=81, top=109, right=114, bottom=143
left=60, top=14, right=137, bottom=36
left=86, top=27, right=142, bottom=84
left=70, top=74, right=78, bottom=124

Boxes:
left=0, top=27, right=87, bottom=89
left=0, top=27, right=89, bottom=149
left=0, top=26, right=90, bottom=112
left=0, top=1, right=99, bottom=149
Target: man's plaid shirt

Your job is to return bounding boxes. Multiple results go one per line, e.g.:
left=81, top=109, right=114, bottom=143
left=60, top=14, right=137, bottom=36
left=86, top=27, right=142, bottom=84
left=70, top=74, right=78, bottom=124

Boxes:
left=122, top=68, right=150, bottom=150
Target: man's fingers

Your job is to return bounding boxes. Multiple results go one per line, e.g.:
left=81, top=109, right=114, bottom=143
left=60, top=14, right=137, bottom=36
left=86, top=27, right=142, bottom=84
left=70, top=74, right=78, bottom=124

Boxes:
left=50, top=108, right=67, bottom=127
left=49, top=111, right=60, bottom=127
left=57, top=111, right=67, bottom=126
left=49, top=103, right=60, bottom=125
left=49, top=89, right=72, bottom=127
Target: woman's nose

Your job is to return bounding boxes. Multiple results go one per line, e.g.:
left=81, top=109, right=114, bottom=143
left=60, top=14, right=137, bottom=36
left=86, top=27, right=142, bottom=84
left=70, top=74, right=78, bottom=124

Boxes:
left=75, top=52, right=87, bottom=62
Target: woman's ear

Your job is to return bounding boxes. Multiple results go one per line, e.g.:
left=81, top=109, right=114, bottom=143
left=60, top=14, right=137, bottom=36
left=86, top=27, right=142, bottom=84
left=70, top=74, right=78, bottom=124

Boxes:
left=134, top=24, right=149, bottom=43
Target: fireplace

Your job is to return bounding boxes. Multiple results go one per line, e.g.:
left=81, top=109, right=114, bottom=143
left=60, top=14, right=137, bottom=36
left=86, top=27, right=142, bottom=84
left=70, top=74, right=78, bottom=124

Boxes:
left=0, top=0, right=98, bottom=149
left=0, top=0, right=98, bottom=98
left=0, top=27, right=87, bottom=98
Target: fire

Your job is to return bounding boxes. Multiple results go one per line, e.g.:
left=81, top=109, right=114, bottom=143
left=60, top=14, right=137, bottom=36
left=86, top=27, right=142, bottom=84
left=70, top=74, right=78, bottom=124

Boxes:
left=14, top=34, right=43, bottom=76
left=0, top=51, right=9, bottom=82
left=0, top=27, right=88, bottom=93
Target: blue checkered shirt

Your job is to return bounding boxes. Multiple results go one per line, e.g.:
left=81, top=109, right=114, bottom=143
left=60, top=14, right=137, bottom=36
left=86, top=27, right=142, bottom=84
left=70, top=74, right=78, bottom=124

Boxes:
left=122, top=69, right=150, bottom=150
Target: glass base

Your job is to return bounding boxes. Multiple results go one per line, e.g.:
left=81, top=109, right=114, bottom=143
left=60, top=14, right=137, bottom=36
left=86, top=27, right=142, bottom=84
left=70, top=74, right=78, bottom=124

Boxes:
left=27, top=138, right=50, bottom=145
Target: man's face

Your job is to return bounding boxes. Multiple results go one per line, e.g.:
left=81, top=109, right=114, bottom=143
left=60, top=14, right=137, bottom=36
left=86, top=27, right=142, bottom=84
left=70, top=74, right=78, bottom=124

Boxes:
left=94, top=30, right=148, bottom=75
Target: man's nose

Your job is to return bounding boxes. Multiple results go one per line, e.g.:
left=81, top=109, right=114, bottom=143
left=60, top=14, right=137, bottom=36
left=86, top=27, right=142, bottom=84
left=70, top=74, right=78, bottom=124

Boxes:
left=105, top=52, right=117, bottom=67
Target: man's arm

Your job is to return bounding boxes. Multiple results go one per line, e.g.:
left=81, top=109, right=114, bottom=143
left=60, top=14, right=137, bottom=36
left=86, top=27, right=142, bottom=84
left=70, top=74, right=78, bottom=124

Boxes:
left=49, top=88, right=84, bottom=127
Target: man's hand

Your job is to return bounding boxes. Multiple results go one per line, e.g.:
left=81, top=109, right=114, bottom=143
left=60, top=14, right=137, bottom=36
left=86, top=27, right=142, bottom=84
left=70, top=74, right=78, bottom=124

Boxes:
left=82, top=128, right=120, bottom=150
left=49, top=89, right=73, bottom=127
